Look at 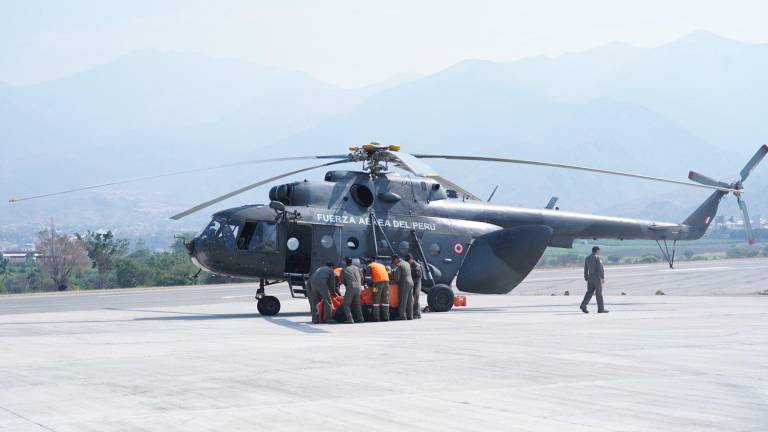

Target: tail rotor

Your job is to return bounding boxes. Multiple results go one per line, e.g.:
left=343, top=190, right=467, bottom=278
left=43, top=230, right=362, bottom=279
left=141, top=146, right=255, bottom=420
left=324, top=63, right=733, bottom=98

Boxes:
left=688, top=144, right=767, bottom=245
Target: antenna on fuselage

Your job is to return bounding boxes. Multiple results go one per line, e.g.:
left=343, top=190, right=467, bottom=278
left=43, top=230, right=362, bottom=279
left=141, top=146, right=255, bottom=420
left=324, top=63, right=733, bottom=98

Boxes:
left=486, top=185, right=499, bottom=202
left=545, top=197, right=559, bottom=210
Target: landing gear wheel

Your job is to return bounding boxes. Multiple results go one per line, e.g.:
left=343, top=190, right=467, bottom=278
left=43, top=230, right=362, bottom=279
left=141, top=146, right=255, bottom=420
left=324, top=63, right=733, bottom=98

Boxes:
left=427, top=284, right=454, bottom=312
left=257, top=295, right=281, bottom=316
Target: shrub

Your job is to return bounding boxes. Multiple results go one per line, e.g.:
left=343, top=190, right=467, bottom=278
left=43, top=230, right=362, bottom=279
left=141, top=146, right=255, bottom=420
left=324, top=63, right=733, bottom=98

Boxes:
left=639, top=254, right=660, bottom=263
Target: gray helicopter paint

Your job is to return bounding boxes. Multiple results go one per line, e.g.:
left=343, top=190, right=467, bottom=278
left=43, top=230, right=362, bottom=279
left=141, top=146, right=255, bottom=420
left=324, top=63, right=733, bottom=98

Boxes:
left=188, top=170, right=725, bottom=293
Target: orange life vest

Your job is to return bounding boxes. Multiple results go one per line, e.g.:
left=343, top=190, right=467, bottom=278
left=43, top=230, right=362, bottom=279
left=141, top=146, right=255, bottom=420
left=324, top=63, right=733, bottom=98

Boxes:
left=368, top=262, right=389, bottom=283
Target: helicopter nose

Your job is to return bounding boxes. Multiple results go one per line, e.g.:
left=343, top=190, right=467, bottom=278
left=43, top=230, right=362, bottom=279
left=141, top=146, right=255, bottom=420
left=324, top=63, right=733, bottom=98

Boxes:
left=188, top=238, right=214, bottom=272
left=184, top=238, right=196, bottom=255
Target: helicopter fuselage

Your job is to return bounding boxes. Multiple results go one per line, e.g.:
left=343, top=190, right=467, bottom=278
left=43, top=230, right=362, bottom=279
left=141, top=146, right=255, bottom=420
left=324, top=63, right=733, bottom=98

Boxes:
left=187, top=170, right=721, bottom=295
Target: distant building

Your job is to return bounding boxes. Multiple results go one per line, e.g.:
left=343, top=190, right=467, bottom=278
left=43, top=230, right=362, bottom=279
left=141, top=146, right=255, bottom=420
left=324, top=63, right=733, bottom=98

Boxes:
left=0, top=251, right=42, bottom=263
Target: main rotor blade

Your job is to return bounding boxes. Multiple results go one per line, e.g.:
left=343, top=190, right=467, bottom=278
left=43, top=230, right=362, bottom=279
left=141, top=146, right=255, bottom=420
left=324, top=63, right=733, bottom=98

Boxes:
left=413, top=154, right=740, bottom=193
left=390, top=151, right=481, bottom=200
left=8, top=154, right=349, bottom=203
left=736, top=196, right=755, bottom=245
left=740, top=144, right=768, bottom=182
left=169, top=159, right=349, bottom=220
left=688, top=171, right=731, bottom=189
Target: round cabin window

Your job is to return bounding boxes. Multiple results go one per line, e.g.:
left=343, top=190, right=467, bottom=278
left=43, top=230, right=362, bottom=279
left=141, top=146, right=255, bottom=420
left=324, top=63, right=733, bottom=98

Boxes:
left=287, top=237, right=300, bottom=251
left=429, top=243, right=441, bottom=256
left=346, top=237, right=359, bottom=250
left=320, top=234, right=334, bottom=249
left=350, top=184, right=374, bottom=207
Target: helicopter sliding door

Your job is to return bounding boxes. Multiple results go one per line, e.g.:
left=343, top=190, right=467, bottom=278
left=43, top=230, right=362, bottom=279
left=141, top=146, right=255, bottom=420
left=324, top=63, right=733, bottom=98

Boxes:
left=284, top=223, right=312, bottom=275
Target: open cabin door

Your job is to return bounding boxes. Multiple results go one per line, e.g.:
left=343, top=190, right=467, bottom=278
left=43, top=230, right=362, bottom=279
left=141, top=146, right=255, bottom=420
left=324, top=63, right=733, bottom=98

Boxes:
left=284, top=223, right=312, bottom=275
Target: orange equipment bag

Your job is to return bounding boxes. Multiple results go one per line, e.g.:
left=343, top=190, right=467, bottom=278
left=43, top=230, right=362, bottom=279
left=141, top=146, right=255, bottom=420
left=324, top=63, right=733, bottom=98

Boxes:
left=361, top=287, right=373, bottom=305
left=317, top=293, right=345, bottom=322
left=453, top=295, right=467, bottom=307
left=360, top=284, right=399, bottom=307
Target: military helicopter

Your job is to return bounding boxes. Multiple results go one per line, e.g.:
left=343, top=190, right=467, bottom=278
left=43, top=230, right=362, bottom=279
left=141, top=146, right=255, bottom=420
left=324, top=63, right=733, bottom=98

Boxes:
left=10, top=143, right=767, bottom=316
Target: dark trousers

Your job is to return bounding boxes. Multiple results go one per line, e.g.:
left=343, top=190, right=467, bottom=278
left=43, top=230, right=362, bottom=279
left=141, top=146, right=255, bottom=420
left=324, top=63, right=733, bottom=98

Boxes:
left=310, top=284, right=334, bottom=323
left=580, top=280, right=605, bottom=312
left=371, top=281, right=390, bottom=321
left=412, top=279, right=422, bottom=318
left=343, top=285, right=364, bottom=323
left=398, top=282, right=414, bottom=320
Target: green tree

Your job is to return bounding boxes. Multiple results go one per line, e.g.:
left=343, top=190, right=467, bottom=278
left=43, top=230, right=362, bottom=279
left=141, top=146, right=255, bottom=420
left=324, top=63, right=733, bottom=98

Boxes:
left=115, top=257, right=152, bottom=288
left=77, top=231, right=129, bottom=289
left=0, top=257, right=8, bottom=293
left=683, top=250, right=695, bottom=260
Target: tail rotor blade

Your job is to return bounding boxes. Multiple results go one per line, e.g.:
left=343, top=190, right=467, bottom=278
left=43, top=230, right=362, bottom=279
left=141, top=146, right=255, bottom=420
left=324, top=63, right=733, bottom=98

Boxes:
left=740, top=144, right=768, bottom=182
left=736, top=196, right=755, bottom=245
left=688, top=171, right=731, bottom=189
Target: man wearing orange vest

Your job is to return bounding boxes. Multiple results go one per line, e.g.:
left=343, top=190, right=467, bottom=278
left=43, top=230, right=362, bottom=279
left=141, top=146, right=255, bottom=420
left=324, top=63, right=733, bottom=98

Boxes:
left=366, top=256, right=390, bottom=322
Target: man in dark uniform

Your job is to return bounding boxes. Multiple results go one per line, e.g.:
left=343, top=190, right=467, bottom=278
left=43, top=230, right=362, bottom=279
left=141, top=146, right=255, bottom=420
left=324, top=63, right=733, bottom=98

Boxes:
left=309, top=261, right=337, bottom=324
left=391, top=255, right=414, bottom=320
left=366, top=256, right=390, bottom=322
left=340, top=257, right=365, bottom=324
left=581, top=246, right=608, bottom=314
left=405, top=254, right=423, bottom=319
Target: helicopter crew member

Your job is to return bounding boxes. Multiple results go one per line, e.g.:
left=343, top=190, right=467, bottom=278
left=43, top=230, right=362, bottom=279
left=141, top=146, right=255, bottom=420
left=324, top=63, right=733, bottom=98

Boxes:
left=391, top=255, right=414, bottom=320
left=406, top=254, right=423, bottom=319
left=366, top=256, right=390, bottom=322
left=581, top=246, right=608, bottom=314
left=309, top=261, right=337, bottom=324
left=341, top=257, right=365, bottom=324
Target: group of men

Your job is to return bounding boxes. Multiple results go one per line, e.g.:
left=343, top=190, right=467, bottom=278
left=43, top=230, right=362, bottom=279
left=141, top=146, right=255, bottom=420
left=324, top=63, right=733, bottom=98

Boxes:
left=307, top=253, right=423, bottom=324
left=306, top=245, right=609, bottom=322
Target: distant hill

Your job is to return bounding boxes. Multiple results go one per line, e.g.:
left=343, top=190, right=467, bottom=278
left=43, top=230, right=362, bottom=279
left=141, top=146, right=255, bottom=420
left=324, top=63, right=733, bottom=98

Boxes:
left=434, top=30, right=768, bottom=154
left=2, top=32, right=767, bottom=238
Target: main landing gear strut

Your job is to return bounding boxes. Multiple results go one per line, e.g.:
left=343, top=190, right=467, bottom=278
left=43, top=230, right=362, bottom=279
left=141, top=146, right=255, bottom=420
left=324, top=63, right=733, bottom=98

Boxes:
left=255, top=278, right=282, bottom=316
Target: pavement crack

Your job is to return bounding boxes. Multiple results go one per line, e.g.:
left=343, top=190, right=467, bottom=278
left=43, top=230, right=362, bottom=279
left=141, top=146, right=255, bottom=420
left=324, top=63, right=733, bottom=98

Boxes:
left=0, top=404, right=57, bottom=431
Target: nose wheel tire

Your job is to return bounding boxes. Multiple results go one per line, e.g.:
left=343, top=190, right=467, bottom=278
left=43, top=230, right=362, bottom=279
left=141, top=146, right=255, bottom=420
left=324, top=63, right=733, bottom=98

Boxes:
left=427, top=284, right=454, bottom=312
left=257, top=295, right=281, bottom=316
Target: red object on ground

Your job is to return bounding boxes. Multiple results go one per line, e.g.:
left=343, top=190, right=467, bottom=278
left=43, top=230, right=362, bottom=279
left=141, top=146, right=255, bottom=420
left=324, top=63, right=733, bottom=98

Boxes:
left=453, top=295, right=467, bottom=307
left=360, top=284, right=399, bottom=307
left=317, top=293, right=345, bottom=322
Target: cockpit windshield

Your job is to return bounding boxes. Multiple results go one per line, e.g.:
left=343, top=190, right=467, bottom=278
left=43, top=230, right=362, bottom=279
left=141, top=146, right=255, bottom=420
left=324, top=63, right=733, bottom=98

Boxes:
left=199, top=217, right=241, bottom=248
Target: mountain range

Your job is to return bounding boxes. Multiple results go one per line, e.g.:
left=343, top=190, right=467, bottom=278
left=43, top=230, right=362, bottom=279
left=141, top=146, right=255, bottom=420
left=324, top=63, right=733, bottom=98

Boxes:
left=2, top=30, right=767, bottom=242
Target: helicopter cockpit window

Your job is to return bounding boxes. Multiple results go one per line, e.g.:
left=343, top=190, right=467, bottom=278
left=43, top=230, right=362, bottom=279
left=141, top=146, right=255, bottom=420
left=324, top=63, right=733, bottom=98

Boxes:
left=199, top=218, right=222, bottom=240
left=216, top=223, right=240, bottom=248
left=238, top=221, right=277, bottom=252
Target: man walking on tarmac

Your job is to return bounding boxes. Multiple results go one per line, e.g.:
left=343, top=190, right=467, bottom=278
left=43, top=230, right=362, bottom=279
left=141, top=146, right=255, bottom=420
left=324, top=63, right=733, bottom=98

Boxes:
left=366, top=256, right=390, bottom=322
left=406, top=254, right=422, bottom=319
left=341, top=257, right=365, bottom=324
left=391, top=255, right=414, bottom=320
left=309, top=261, right=337, bottom=324
left=581, top=246, right=608, bottom=314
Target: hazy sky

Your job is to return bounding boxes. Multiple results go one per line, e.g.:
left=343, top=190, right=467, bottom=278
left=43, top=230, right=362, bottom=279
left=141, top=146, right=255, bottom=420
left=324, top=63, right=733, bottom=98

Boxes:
left=2, top=0, right=767, bottom=88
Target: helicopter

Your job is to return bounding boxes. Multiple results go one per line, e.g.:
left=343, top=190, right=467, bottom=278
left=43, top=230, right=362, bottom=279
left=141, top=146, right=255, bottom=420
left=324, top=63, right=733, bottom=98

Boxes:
left=10, top=143, right=767, bottom=316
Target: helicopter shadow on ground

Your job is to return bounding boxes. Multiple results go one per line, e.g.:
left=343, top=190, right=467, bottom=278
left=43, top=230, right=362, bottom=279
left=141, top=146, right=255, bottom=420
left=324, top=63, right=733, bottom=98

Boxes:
left=128, top=308, right=328, bottom=334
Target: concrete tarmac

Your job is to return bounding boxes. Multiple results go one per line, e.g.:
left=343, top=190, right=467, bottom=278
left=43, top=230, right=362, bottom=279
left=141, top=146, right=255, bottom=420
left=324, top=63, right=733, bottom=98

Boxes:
left=1, top=258, right=767, bottom=431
